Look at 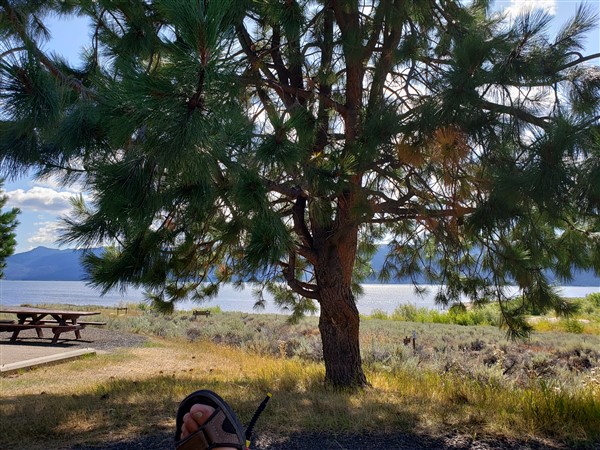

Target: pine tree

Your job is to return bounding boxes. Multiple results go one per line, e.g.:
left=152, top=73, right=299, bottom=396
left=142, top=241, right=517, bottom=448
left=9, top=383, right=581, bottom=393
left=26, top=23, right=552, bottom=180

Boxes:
left=0, top=179, right=19, bottom=278
left=1, top=0, right=599, bottom=387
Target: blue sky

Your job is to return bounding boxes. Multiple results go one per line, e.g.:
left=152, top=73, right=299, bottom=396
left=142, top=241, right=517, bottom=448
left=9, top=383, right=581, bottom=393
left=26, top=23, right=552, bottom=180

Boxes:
left=4, top=12, right=92, bottom=254
left=3, top=0, right=599, bottom=254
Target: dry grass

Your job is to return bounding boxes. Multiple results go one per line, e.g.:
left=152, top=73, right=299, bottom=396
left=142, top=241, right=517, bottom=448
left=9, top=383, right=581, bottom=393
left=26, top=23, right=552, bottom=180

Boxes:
left=1, top=339, right=328, bottom=449
left=2, top=301, right=600, bottom=448
left=2, top=333, right=600, bottom=450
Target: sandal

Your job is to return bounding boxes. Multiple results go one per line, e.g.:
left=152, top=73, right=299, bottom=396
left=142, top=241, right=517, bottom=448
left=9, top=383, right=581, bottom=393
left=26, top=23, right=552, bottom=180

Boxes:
left=175, top=389, right=271, bottom=450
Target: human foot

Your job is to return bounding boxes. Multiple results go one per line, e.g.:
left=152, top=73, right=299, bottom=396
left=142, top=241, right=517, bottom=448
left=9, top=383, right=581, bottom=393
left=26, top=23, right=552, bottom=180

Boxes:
left=175, top=390, right=246, bottom=450
left=180, top=403, right=236, bottom=450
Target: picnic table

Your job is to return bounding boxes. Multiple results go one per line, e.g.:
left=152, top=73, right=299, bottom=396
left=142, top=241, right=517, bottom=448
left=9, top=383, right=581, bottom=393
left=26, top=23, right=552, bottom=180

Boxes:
left=0, top=307, right=104, bottom=344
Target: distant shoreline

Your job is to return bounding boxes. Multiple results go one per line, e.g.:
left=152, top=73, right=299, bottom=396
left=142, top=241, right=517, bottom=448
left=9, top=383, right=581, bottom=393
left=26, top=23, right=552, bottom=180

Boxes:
left=0, top=280, right=598, bottom=316
left=6, top=246, right=600, bottom=286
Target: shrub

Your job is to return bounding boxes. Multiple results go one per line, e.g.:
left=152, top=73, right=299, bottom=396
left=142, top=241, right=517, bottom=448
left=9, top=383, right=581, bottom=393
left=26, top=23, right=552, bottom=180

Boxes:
left=388, top=303, right=499, bottom=326
left=585, top=292, right=600, bottom=308
left=563, top=319, right=584, bottom=334
left=369, top=309, right=389, bottom=320
left=391, top=304, right=418, bottom=322
left=186, top=327, right=202, bottom=342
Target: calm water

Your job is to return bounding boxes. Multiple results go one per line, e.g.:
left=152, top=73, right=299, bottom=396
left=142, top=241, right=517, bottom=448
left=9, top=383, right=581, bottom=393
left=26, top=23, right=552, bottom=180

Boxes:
left=0, top=280, right=597, bottom=315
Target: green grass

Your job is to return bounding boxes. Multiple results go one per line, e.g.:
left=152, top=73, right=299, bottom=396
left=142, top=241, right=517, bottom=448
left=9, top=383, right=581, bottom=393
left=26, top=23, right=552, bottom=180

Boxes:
left=1, top=337, right=599, bottom=449
left=24, top=299, right=600, bottom=392
left=364, top=292, right=600, bottom=333
left=365, top=302, right=501, bottom=326
left=2, top=298, right=599, bottom=448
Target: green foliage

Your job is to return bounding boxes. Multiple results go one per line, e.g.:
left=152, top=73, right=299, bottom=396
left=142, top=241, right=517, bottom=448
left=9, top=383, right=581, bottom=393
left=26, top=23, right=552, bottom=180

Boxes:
left=369, top=309, right=389, bottom=320
left=585, top=293, right=600, bottom=308
left=385, top=303, right=501, bottom=326
left=2, top=0, right=600, bottom=386
left=0, top=179, right=19, bottom=277
left=563, top=319, right=585, bottom=334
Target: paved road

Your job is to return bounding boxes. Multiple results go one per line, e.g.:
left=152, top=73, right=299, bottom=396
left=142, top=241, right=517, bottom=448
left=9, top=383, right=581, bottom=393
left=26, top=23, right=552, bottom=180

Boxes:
left=0, top=327, right=146, bottom=373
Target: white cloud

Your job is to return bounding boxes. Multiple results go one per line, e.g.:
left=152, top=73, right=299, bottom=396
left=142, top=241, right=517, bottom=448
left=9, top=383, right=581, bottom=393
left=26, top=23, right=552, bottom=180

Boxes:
left=504, top=0, right=557, bottom=19
left=27, top=221, right=62, bottom=245
left=33, top=173, right=87, bottom=193
left=6, top=187, right=78, bottom=215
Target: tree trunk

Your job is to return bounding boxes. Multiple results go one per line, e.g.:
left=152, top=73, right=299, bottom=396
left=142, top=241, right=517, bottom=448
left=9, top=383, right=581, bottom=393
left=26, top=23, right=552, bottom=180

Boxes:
left=316, top=244, right=367, bottom=388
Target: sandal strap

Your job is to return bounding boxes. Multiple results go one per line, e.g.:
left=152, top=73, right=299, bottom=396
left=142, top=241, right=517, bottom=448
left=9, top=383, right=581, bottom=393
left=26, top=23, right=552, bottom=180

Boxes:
left=175, top=430, right=209, bottom=450
left=176, top=408, right=244, bottom=450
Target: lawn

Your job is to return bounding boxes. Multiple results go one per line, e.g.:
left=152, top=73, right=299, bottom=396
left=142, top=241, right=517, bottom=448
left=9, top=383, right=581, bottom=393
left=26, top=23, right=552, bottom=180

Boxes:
left=1, top=300, right=599, bottom=449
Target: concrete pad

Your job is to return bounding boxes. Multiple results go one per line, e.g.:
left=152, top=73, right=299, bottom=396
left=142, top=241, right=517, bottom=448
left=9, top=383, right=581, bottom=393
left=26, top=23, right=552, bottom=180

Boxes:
left=0, top=342, right=96, bottom=374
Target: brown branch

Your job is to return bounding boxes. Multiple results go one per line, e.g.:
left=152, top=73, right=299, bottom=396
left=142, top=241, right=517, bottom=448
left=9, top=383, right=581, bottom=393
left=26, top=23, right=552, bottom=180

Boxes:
left=280, top=256, right=320, bottom=300
left=560, top=52, right=600, bottom=71
left=371, top=204, right=477, bottom=220
left=284, top=1, right=304, bottom=93
left=235, top=23, right=277, bottom=83
left=2, top=1, right=92, bottom=98
left=0, top=46, right=26, bottom=59
left=292, top=191, right=314, bottom=250
left=480, top=99, right=550, bottom=129
left=254, top=78, right=347, bottom=116
left=363, top=0, right=386, bottom=59
left=367, top=3, right=403, bottom=113
left=332, top=0, right=364, bottom=138
left=271, top=26, right=291, bottom=86
left=311, top=5, right=335, bottom=155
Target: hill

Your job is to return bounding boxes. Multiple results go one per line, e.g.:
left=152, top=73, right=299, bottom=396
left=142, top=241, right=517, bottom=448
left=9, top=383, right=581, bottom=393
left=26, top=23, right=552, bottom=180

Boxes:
left=366, top=248, right=600, bottom=286
left=4, top=246, right=600, bottom=285
left=4, top=246, right=101, bottom=281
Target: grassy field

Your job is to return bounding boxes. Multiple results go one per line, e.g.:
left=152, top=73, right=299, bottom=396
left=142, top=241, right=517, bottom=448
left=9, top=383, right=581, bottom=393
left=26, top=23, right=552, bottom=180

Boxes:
left=1, top=297, right=600, bottom=449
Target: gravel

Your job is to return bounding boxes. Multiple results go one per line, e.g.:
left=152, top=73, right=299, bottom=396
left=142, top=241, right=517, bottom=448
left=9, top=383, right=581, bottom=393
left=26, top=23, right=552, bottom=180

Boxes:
left=70, top=430, right=587, bottom=450
left=2, top=326, right=148, bottom=351
left=66, top=327, right=148, bottom=351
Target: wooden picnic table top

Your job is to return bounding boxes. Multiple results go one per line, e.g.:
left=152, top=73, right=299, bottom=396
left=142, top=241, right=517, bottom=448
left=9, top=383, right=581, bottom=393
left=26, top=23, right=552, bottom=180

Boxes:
left=0, top=307, right=101, bottom=344
left=0, top=307, right=100, bottom=317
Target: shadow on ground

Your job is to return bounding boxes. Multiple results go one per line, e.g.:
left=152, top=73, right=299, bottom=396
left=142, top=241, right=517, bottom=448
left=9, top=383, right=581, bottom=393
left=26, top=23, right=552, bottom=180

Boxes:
left=3, top=374, right=596, bottom=450
left=70, top=430, right=586, bottom=450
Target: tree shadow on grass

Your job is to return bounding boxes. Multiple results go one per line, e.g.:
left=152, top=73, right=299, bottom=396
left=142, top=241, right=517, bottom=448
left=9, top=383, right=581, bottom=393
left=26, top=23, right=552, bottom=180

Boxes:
left=1, top=375, right=594, bottom=450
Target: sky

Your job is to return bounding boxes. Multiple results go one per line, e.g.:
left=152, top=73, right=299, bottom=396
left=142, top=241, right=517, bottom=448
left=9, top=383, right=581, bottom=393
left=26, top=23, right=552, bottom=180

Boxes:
left=3, top=0, right=599, bottom=254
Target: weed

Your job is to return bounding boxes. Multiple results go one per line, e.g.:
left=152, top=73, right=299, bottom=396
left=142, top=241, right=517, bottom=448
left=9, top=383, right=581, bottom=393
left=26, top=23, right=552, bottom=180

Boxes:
left=6, top=301, right=597, bottom=448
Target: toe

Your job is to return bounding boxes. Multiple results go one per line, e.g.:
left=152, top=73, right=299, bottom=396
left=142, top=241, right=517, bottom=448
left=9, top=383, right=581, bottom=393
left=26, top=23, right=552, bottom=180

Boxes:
left=181, top=404, right=215, bottom=439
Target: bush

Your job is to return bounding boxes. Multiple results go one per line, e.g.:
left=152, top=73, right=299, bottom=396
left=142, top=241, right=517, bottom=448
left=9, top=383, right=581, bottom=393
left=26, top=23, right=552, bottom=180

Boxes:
left=563, top=319, right=584, bottom=334
left=391, top=304, right=418, bottom=322
left=586, top=293, right=600, bottom=308
left=388, top=303, right=499, bottom=326
left=369, top=309, right=389, bottom=320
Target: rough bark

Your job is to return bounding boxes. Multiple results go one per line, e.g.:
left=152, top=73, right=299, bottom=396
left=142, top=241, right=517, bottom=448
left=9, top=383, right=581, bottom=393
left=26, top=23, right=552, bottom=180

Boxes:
left=315, top=242, right=367, bottom=388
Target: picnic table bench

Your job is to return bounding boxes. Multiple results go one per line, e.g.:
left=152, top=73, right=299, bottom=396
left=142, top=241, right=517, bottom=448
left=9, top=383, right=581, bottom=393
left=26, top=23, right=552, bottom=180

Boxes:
left=37, top=319, right=107, bottom=326
left=0, top=307, right=103, bottom=344
left=0, top=322, right=84, bottom=344
left=192, top=309, right=211, bottom=319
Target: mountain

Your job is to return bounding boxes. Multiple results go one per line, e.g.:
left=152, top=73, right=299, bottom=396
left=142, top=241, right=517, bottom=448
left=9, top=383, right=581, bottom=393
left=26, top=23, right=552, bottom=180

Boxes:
left=4, top=246, right=600, bottom=285
left=366, top=247, right=600, bottom=286
left=4, top=246, right=101, bottom=281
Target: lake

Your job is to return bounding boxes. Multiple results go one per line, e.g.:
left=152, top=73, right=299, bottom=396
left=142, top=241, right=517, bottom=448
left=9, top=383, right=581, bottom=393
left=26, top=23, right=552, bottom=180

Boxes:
left=0, top=280, right=597, bottom=315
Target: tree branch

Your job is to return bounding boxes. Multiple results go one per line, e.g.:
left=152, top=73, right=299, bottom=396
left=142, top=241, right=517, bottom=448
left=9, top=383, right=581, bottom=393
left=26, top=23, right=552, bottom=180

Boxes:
left=292, top=191, right=314, bottom=250
left=0, top=46, right=25, bottom=59
left=559, top=52, right=600, bottom=71
left=2, top=1, right=91, bottom=98
left=280, top=255, right=320, bottom=300
left=480, top=99, right=550, bottom=129
left=367, top=0, right=403, bottom=112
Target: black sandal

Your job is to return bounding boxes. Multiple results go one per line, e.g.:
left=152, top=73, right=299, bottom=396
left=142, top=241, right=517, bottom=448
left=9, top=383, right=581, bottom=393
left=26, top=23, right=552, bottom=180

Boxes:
left=175, top=389, right=271, bottom=450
